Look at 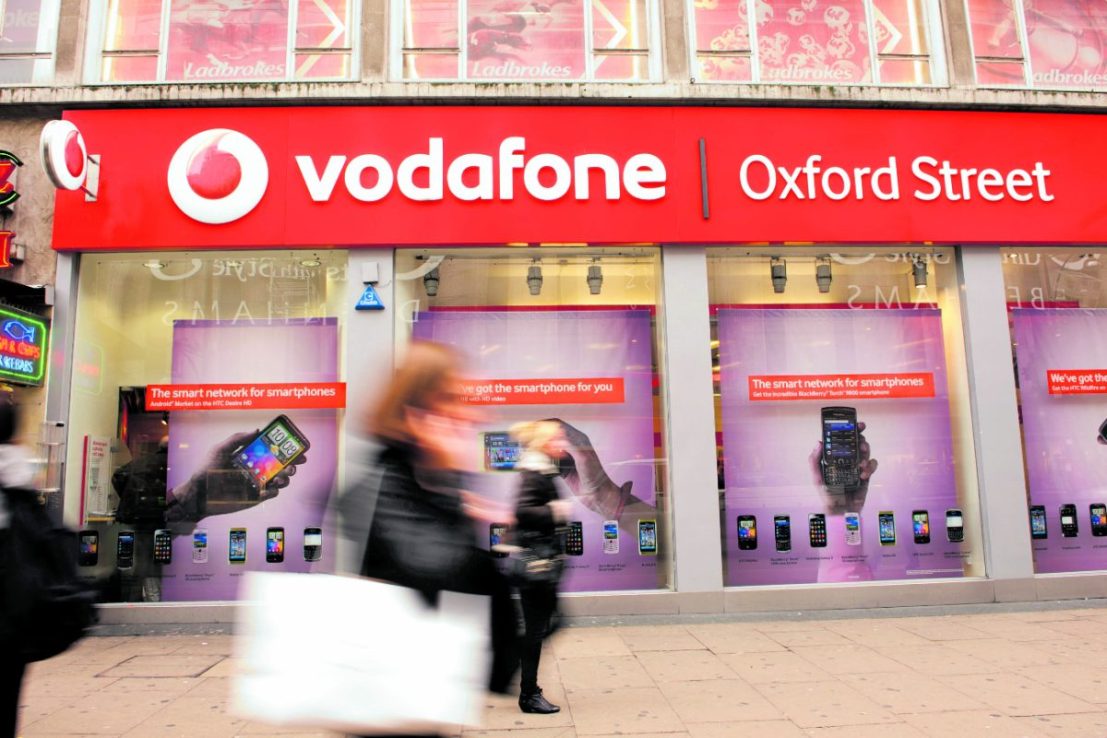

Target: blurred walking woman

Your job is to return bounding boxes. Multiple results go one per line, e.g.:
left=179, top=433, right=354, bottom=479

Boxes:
left=511, top=420, right=572, bottom=715
left=358, top=341, right=518, bottom=737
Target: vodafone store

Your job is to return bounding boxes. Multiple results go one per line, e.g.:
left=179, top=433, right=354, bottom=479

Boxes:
left=43, top=106, right=1107, bottom=615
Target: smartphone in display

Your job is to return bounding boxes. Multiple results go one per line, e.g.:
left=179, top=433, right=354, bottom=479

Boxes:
left=266, top=527, right=285, bottom=563
left=231, top=415, right=310, bottom=489
left=912, top=510, right=931, bottom=544
left=844, top=512, right=862, bottom=545
left=117, top=531, right=135, bottom=569
left=638, top=519, right=658, bottom=556
left=564, top=521, right=584, bottom=556
left=1060, top=504, right=1079, bottom=537
left=192, top=529, right=209, bottom=563
left=153, top=528, right=173, bottom=564
left=603, top=520, right=619, bottom=554
left=78, top=530, right=99, bottom=567
left=303, top=527, right=323, bottom=562
left=878, top=511, right=896, bottom=546
left=737, top=515, right=758, bottom=550
left=1030, top=505, right=1048, bottom=540
left=809, top=513, right=827, bottom=548
left=820, top=407, right=861, bottom=493
left=489, top=523, right=509, bottom=558
left=946, top=509, right=965, bottom=543
left=482, top=432, right=521, bottom=471
left=1091, top=504, right=1107, bottom=537
left=229, top=528, right=247, bottom=563
left=774, top=515, right=791, bottom=552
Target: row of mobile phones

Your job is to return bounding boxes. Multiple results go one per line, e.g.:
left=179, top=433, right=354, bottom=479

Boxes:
left=78, top=527, right=324, bottom=568
left=737, top=509, right=965, bottom=551
left=1029, top=503, right=1107, bottom=539
left=489, top=520, right=659, bottom=557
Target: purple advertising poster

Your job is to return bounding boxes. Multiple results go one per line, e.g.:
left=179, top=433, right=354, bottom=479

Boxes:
left=413, top=309, right=661, bottom=592
left=719, top=308, right=966, bottom=585
left=1012, top=308, right=1107, bottom=573
left=162, top=319, right=338, bottom=601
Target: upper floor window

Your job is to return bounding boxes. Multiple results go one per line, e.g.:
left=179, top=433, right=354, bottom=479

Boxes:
left=689, top=0, right=945, bottom=85
left=965, top=0, right=1107, bottom=90
left=89, top=0, right=356, bottom=84
left=0, top=0, right=61, bottom=85
left=396, top=0, right=658, bottom=81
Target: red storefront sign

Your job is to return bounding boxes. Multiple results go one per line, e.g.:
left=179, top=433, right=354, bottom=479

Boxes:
left=50, top=106, right=1107, bottom=250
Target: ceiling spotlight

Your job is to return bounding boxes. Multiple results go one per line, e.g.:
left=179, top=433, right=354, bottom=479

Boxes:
left=815, top=256, right=832, bottom=294
left=770, top=257, right=787, bottom=294
left=300, top=256, right=322, bottom=267
left=587, top=261, right=603, bottom=295
left=527, top=263, right=543, bottom=296
left=143, top=260, right=166, bottom=269
left=423, top=267, right=440, bottom=297
left=912, top=255, right=928, bottom=289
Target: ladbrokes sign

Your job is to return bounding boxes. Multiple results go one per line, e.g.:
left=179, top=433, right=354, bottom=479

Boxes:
left=50, top=107, right=1105, bottom=250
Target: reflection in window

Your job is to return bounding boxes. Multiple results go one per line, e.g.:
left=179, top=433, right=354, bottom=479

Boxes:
left=690, top=0, right=942, bottom=85
left=95, top=0, right=356, bottom=84
left=0, top=0, right=61, bottom=85
left=965, top=0, right=1107, bottom=90
left=399, top=0, right=654, bottom=81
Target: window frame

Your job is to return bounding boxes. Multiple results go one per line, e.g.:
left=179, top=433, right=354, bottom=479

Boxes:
left=0, top=0, right=62, bottom=86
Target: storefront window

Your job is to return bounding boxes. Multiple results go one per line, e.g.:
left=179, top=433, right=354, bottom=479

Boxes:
left=394, top=248, right=670, bottom=592
left=690, top=0, right=943, bottom=85
left=397, top=0, right=655, bottom=81
left=91, top=0, right=356, bottom=84
left=966, top=0, right=1107, bottom=89
left=0, top=0, right=61, bottom=85
left=1003, top=248, right=1107, bottom=573
left=710, top=247, right=983, bottom=586
left=67, top=251, right=348, bottom=602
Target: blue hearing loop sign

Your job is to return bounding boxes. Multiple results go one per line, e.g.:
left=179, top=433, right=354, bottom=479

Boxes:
left=355, top=283, right=385, bottom=311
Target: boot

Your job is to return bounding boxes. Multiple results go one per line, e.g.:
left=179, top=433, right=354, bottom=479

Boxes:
left=519, top=688, right=561, bottom=714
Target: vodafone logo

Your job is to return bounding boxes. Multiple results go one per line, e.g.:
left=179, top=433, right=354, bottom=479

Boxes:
left=40, top=120, right=88, bottom=191
left=167, top=129, right=268, bottom=224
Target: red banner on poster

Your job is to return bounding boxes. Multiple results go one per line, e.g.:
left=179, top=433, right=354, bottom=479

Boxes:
left=146, top=382, right=346, bottom=410
left=460, top=377, right=625, bottom=405
left=1046, top=369, right=1107, bottom=395
left=748, top=373, right=935, bottom=401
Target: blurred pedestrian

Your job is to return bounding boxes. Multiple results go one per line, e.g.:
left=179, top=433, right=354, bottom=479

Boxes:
left=358, top=341, right=518, bottom=737
left=510, top=420, right=572, bottom=715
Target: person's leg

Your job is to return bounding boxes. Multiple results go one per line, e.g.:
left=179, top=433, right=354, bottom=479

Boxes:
left=0, top=657, right=26, bottom=738
left=517, top=586, right=559, bottom=714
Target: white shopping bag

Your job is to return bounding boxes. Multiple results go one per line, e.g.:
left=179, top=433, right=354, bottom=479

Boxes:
left=232, top=572, right=490, bottom=734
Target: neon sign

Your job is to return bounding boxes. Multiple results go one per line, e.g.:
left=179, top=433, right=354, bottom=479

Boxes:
left=0, top=307, right=47, bottom=385
left=0, top=151, right=22, bottom=209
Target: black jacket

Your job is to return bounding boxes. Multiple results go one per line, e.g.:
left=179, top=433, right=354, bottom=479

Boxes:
left=514, top=468, right=561, bottom=552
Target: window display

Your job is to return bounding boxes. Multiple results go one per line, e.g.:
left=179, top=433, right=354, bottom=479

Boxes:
left=66, top=251, right=348, bottom=602
left=709, top=247, right=984, bottom=586
left=0, top=0, right=60, bottom=85
left=394, top=248, right=671, bottom=592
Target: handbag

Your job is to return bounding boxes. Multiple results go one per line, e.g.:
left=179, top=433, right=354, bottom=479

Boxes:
left=508, top=534, right=564, bottom=587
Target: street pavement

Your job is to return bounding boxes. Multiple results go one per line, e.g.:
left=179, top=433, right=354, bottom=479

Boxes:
left=15, top=601, right=1107, bottom=737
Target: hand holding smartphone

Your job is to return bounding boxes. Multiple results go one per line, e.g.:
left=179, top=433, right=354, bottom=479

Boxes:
left=231, top=415, right=310, bottom=490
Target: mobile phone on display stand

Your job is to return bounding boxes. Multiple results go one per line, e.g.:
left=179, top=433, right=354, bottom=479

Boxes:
left=809, top=513, right=827, bottom=548
left=737, top=515, right=758, bottom=550
left=489, top=523, right=509, bottom=558
left=820, top=407, right=861, bottom=493
left=153, top=528, right=173, bottom=564
left=878, top=511, right=896, bottom=546
left=638, top=520, right=657, bottom=556
left=945, top=509, right=965, bottom=543
left=117, top=531, right=135, bottom=569
left=1030, top=505, right=1048, bottom=540
left=912, top=510, right=930, bottom=544
left=78, top=530, right=99, bottom=567
left=1060, top=504, right=1079, bottom=537
left=564, top=521, right=584, bottom=556
left=193, top=529, right=209, bottom=563
left=231, top=415, right=310, bottom=490
left=774, top=515, right=791, bottom=552
left=845, top=512, right=862, bottom=546
left=266, top=527, right=285, bottom=563
left=603, top=520, right=619, bottom=554
left=1091, top=504, right=1107, bottom=537
left=229, top=528, right=247, bottom=563
left=303, top=527, right=323, bottom=562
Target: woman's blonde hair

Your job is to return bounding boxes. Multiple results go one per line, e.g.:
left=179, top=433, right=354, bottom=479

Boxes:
left=510, top=420, right=563, bottom=452
left=365, top=341, right=463, bottom=444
